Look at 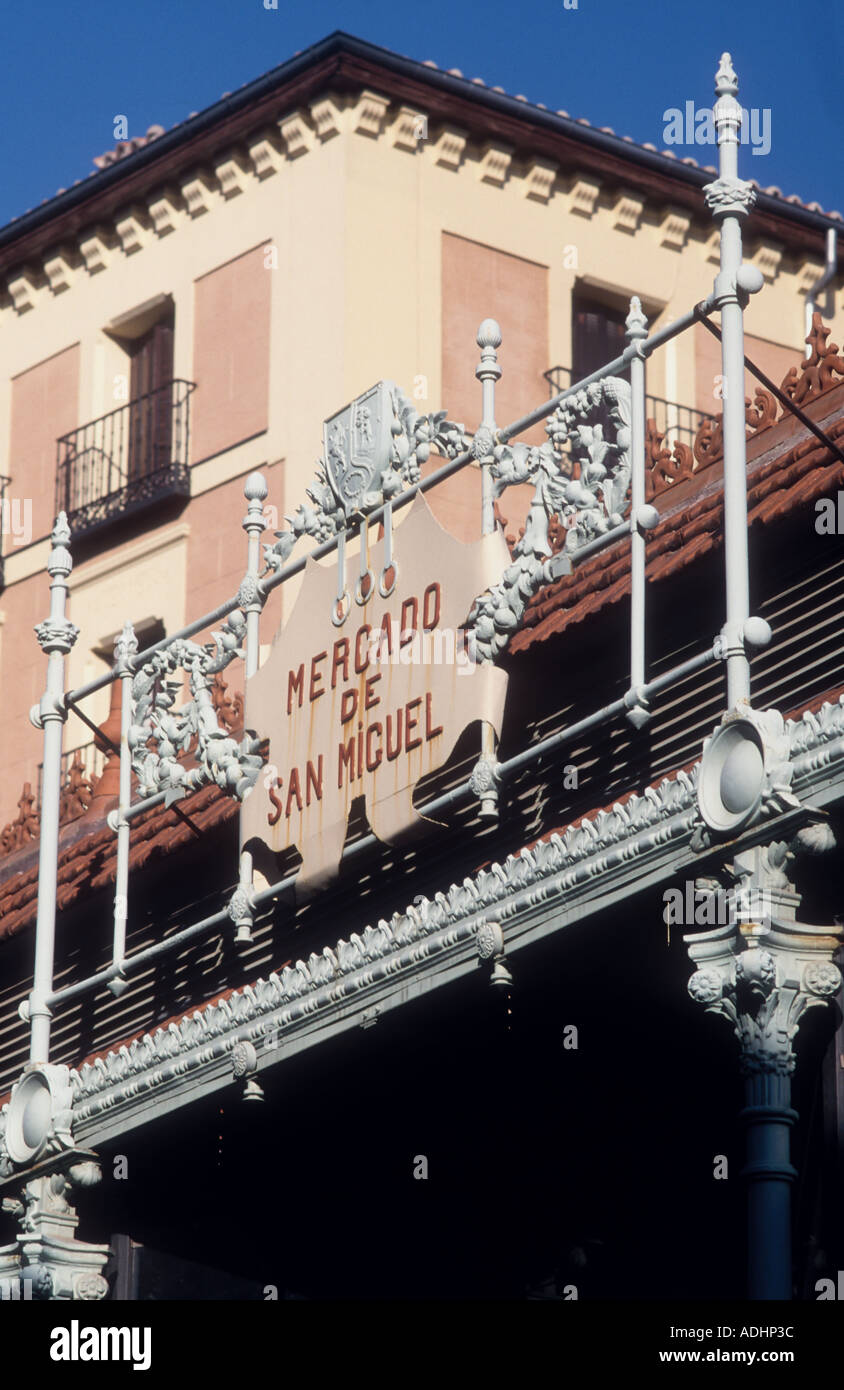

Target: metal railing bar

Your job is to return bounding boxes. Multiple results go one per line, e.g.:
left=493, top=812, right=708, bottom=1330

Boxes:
left=65, top=595, right=239, bottom=705
left=56, top=380, right=194, bottom=531
left=67, top=702, right=117, bottom=752
left=697, top=314, right=844, bottom=468
left=54, top=380, right=196, bottom=449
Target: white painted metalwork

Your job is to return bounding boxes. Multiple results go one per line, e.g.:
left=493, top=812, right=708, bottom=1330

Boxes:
left=703, top=53, right=765, bottom=706
left=108, top=621, right=137, bottom=997
left=625, top=295, right=650, bottom=729
left=27, top=515, right=78, bottom=1065
left=7, top=52, right=834, bottom=1305
left=475, top=317, right=503, bottom=817
left=20, top=52, right=773, bottom=1061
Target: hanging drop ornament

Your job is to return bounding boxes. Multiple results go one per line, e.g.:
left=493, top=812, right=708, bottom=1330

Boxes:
left=355, top=514, right=374, bottom=605
left=331, top=526, right=351, bottom=626
left=378, top=499, right=398, bottom=598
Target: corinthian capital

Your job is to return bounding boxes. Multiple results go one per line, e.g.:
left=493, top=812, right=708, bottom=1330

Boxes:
left=703, top=177, right=757, bottom=219
left=686, top=911, right=842, bottom=1077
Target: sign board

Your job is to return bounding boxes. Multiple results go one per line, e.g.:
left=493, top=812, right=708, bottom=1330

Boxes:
left=241, top=494, right=509, bottom=894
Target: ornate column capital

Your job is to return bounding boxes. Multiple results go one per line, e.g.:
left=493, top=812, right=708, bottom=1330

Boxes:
left=0, top=1164, right=110, bottom=1301
left=686, top=837, right=843, bottom=1077
left=703, top=54, right=756, bottom=219
left=0, top=1066, right=110, bottom=1300
left=34, top=616, right=80, bottom=656
left=703, top=177, right=757, bottom=220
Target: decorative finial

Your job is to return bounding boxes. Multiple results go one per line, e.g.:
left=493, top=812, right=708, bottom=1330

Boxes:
left=47, top=512, right=72, bottom=578
left=477, top=318, right=502, bottom=350
left=244, top=471, right=268, bottom=502
left=114, top=621, right=138, bottom=666
left=476, top=319, right=502, bottom=391
left=715, top=52, right=738, bottom=97
left=625, top=295, right=648, bottom=339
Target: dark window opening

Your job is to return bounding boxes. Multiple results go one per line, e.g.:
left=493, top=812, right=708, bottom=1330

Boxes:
left=571, top=295, right=630, bottom=384
left=128, top=311, right=175, bottom=481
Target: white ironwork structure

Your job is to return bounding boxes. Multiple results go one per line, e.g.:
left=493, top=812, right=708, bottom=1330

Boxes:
left=1, top=55, right=841, bottom=1303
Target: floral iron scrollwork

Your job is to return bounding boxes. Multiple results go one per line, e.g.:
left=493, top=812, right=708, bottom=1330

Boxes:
left=262, top=382, right=471, bottom=574
left=128, top=611, right=262, bottom=803
left=469, top=376, right=632, bottom=660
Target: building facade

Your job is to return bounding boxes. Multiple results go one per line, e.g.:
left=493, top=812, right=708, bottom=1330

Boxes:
left=0, top=37, right=843, bottom=1302
left=0, top=32, right=840, bottom=825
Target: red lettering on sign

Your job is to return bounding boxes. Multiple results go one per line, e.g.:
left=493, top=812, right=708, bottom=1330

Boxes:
left=366, top=722, right=383, bottom=771
left=422, top=583, right=441, bottom=631
left=331, top=638, right=349, bottom=689
left=338, top=738, right=355, bottom=788
left=288, top=665, right=304, bottom=714
left=306, top=757, right=323, bottom=805
left=379, top=612, right=394, bottom=658
left=406, top=697, right=423, bottom=751
left=425, top=692, right=443, bottom=740
left=285, top=767, right=303, bottom=816
left=354, top=624, right=371, bottom=674
left=386, top=711, right=403, bottom=761
left=399, top=597, right=418, bottom=644
left=309, top=651, right=327, bottom=702
left=340, top=688, right=358, bottom=724
left=268, top=780, right=283, bottom=826
left=364, top=672, right=381, bottom=711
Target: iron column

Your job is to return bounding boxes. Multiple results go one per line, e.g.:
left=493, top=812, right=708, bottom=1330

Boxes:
left=704, top=54, right=764, bottom=708
left=27, top=514, right=79, bottom=1063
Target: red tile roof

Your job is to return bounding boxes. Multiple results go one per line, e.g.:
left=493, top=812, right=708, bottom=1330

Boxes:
left=0, top=781, right=237, bottom=943
left=510, top=381, right=844, bottom=654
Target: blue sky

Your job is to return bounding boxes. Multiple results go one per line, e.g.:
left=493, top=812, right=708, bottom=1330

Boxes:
left=0, top=0, right=840, bottom=227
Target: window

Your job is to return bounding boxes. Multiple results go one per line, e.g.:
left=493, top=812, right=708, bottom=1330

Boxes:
left=571, top=294, right=629, bottom=383
left=127, top=308, right=175, bottom=481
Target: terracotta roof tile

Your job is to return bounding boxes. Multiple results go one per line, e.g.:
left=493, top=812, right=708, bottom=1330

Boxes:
left=511, top=393, right=844, bottom=655
left=0, top=783, right=237, bottom=942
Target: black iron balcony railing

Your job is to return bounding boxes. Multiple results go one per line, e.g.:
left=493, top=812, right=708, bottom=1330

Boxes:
left=55, top=379, right=195, bottom=539
left=544, top=366, right=711, bottom=451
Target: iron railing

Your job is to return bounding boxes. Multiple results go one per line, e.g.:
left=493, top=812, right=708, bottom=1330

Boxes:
left=544, top=365, right=711, bottom=451
left=55, top=379, right=195, bottom=538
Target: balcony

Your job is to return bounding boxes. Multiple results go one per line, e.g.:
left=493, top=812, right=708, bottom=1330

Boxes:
left=55, top=379, right=195, bottom=540
left=543, top=366, right=712, bottom=452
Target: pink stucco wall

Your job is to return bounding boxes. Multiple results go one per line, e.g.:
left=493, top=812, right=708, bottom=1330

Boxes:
left=441, top=233, right=548, bottom=439
left=10, top=343, right=81, bottom=542
left=0, top=570, right=51, bottom=825
left=438, top=234, right=548, bottom=540
left=186, top=457, right=285, bottom=630
left=191, top=245, right=271, bottom=465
